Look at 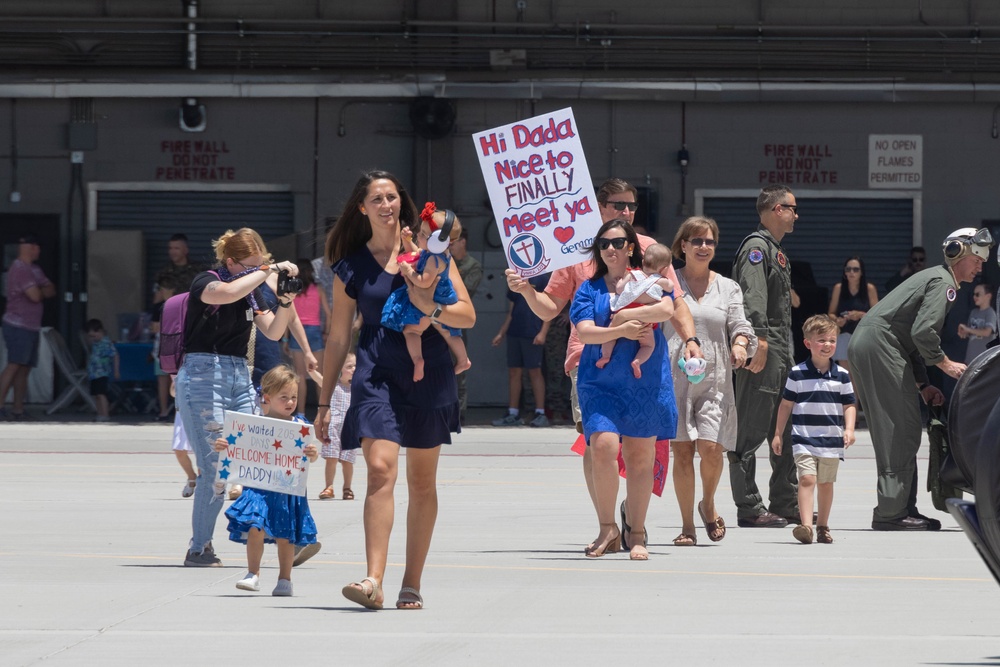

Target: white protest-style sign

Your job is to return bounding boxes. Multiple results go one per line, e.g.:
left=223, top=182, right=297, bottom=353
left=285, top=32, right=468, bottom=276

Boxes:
left=868, top=134, right=922, bottom=189
left=473, top=107, right=604, bottom=277
left=216, top=411, right=314, bottom=497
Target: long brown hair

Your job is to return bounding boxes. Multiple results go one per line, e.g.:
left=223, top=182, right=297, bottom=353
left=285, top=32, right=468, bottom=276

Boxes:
left=323, top=170, right=419, bottom=265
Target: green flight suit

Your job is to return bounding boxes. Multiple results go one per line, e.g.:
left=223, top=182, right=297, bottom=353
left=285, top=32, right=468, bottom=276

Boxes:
left=848, top=264, right=958, bottom=522
left=729, top=226, right=798, bottom=520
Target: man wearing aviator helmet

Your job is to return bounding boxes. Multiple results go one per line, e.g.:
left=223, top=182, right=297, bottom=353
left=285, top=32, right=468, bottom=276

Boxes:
left=848, top=227, right=992, bottom=530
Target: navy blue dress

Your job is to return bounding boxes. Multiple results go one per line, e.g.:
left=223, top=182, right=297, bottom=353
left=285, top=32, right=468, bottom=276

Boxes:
left=570, top=277, right=678, bottom=443
left=333, top=246, right=460, bottom=450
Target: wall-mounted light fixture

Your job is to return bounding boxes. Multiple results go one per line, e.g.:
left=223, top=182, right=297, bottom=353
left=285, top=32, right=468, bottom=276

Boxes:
left=179, top=98, right=206, bottom=132
left=677, top=145, right=690, bottom=175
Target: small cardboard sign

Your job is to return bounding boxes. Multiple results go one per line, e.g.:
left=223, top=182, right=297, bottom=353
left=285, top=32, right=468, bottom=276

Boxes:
left=216, top=411, right=314, bottom=497
left=472, top=107, right=604, bottom=277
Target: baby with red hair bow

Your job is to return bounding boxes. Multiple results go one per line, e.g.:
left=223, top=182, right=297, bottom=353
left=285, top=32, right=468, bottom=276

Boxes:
left=381, top=202, right=472, bottom=382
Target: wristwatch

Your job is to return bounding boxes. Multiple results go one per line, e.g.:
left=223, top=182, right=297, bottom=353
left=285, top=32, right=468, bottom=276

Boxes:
left=733, top=339, right=749, bottom=348
left=685, top=336, right=701, bottom=347
left=430, top=304, right=443, bottom=320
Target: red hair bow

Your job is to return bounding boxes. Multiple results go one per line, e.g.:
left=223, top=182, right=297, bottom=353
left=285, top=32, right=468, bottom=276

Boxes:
left=420, top=201, right=439, bottom=230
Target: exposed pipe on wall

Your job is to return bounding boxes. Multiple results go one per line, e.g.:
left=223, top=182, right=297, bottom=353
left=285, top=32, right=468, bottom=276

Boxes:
left=185, top=0, right=198, bottom=71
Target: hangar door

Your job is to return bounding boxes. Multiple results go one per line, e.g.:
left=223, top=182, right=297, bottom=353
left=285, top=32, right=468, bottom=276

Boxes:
left=95, top=189, right=295, bottom=296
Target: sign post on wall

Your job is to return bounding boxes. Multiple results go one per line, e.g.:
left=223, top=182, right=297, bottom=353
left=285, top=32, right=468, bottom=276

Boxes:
left=472, top=108, right=604, bottom=276
left=868, top=134, right=922, bottom=188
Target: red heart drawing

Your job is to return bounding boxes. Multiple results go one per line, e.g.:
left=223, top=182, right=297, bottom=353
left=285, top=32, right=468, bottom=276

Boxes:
left=554, top=227, right=574, bottom=244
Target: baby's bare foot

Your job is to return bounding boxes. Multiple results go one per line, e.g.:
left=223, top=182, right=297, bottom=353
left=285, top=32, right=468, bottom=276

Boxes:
left=412, top=358, right=425, bottom=382
left=631, top=359, right=642, bottom=379
left=454, top=358, right=472, bottom=375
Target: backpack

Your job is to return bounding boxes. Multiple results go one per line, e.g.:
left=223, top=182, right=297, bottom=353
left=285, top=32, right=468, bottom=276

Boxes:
left=158, top=270, right=220, bottom=374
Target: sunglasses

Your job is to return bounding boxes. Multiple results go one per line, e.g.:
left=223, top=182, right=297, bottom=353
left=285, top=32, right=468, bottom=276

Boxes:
left=687, top=237, right=717, bottom=248
left=844, top=267, right=861, bottom=273
left=605, top=201, right=638, bottom=212
left=772, top=203, right=798, bottom=213
left=596, top=237, right=629, bottom=250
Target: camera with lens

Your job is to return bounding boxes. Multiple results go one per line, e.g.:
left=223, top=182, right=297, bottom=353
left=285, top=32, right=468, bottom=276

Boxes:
left=276, top=270, right=303, bottom=297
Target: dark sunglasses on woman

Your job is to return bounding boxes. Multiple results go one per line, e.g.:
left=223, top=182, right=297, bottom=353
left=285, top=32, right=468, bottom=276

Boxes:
left=687, top=237, right=717, bottom=248
left=596, top=237, right=628, bottom=250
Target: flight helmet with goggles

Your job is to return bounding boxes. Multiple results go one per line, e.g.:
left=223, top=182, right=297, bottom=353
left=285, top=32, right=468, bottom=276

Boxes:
left=942, top=227, right=994, bottom=265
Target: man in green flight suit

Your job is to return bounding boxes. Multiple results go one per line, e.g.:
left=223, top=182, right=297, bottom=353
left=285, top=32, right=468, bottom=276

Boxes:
left=849, top=227, right=992, bottom=530
left=729, top=184, right=799, bottom=527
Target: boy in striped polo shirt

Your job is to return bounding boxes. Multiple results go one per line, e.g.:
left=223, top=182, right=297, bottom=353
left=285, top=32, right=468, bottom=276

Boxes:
left=771, top=315, right=857, bottom=544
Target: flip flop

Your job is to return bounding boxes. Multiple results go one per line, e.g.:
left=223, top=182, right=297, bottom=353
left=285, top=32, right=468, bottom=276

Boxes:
left=619, top=499, right=649, bottom=550
left=698, top=500, right=726, bottom=542
left=396, top=586, right=424, bottom=610
left=342, top=577, right=383, bottom=610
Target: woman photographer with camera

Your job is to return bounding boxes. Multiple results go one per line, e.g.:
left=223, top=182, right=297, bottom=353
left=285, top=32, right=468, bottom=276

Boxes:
left=176, top=227, right=300, bottom=568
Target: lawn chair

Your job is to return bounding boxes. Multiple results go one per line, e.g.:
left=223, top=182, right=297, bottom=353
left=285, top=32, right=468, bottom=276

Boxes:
left=45, top=329, right=97, bottom=414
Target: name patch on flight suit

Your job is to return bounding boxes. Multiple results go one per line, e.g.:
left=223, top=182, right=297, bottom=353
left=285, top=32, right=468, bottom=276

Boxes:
left=776, top=251, right=787, bottom=268
left=748, top=249, right=764, bottom=264
left=946, top=288, right=957, bottom=302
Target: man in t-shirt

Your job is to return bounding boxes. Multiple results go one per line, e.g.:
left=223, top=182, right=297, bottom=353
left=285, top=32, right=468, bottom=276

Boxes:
left=0, top=235, right=56, bottom=420
left=154, top=233, right=201, bottom=300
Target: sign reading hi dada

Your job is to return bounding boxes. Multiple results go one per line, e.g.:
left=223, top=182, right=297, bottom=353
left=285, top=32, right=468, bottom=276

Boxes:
left=473, top=108, right=604, bottom=277
left=216, top=411, right=314, bottom=497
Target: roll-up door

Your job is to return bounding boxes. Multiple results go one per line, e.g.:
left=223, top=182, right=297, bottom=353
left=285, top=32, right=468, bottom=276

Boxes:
left=702, top=196, right=914, bottom=293
left=96, top=190, right=294, bottom=296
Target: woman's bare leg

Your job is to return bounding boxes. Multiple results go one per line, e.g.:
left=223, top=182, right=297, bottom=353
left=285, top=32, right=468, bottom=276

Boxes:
left=671, top=440, right=697, bottom=536
left=399, top=445, right=442, bottom=605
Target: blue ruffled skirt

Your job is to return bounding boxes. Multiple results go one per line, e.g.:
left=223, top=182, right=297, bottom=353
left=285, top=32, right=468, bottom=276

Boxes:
left=225, top=487, right=318, bottom=546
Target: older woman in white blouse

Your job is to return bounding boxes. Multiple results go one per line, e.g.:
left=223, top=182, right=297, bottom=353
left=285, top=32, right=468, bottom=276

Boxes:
left=664, top=217, right=758, bottom=546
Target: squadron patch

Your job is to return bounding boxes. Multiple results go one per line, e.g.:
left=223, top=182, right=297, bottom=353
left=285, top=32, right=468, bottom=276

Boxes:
left=946, top=287, right=957, bottom=302
left=776, top=251, right=787, bottom=268
left=748, top=249, right=764, bottom=265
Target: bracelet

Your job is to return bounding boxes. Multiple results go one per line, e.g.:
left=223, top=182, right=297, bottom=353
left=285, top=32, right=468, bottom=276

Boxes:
left=277, top=300, right=292, bottom=309
left=918, top=382, right=929, bottom=391
left=685, top=336, right=701, bottom=347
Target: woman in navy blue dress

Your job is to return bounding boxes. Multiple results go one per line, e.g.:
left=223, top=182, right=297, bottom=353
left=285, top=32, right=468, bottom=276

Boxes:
left=570, top=219, right=678, bottom=560
left=314, top=171, right=476, bottom=610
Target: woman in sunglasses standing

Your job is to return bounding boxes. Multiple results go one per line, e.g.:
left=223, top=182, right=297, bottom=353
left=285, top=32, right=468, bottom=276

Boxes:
left=570, top=219, right=677, bottom=560
left=828, top=257, right=879, bottom=373
left=665, top=217, right=757, bottom=546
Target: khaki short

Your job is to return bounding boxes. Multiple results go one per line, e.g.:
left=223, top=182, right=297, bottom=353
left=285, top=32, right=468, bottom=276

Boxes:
left=794, top=453, right=840, bottom=484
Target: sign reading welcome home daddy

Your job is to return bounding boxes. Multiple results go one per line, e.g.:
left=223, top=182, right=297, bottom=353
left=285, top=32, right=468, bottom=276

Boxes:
left=216, top=411, right=314, bottom=496
left=473, top=107, right=604, bottom=277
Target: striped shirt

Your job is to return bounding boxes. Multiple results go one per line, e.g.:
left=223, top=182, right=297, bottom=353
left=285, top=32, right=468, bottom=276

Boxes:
left=782, top=358, right=855, bottom=459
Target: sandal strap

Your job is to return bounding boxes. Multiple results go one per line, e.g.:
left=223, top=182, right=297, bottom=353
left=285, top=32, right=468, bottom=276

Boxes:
left=361, top=576, right=380, bottom=600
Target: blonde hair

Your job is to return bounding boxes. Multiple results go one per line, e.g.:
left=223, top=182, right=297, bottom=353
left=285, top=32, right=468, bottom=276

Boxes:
left=429, top=209, right=463, bottom=243
left=642, top=243, right=672, bottom=273
left=260, top=364, right=298, bottom=397
left=671, top=216, right=720, bottom=260
left=802, top=314, right=839, bottom=337
left=211, top=228, right=271, bottom=264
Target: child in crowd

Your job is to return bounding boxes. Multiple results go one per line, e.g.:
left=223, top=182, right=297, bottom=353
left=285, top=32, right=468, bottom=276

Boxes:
left=85, top=319, right=119, bottom=422
left=958, top=282, right=997, bottom=363
left=491, top=272, right=550, bottom=427
left=771, top=315, right=856, bottom=545
left=173, top=412, right=197, bottom=497
left=289, top=258, right=329, bottom=416
left=381, top=202, right=471, bottom=382
left=214, top=365, right=320, bottom=596
left=599, top=243, right=674, bottom=379
left=317, top=353, right=357, bottom=500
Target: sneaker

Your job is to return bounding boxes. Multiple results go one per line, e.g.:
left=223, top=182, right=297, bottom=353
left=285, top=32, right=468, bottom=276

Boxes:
left=292, top=541, right=321, bottom=567
left=184, top=544, right=222, bottom=567
left=272, top=579, right=293, bottom=597
left=492, top=413, right=524, bottom=427
left=529, top=413, right=550, bottom=428
left=181, top=479, right=196, bottom=498
left=236, top=572, right=260, bottom=591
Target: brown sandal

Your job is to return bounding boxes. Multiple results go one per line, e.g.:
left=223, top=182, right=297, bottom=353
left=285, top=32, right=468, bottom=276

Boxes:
left=672, top=533, right=697, bottom=547
left=816, top=525, right=833, bottom=544
left=342, top=488, right=355, bottom=500
left=698, top=500, right=726, bottom=542
left=318, top=487, right=335, bottom=500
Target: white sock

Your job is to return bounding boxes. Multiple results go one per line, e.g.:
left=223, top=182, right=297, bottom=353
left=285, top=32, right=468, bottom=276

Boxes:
left=508, top=408, right=519, bottom=417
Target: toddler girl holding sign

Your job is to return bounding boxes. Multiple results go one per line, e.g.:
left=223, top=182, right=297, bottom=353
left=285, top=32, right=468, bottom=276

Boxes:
left=213, top=365, right=319, bottom=596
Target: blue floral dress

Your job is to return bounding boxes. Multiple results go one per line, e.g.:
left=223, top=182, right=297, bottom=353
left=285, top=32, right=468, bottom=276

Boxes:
left=224, top=415, right=318, bottom=546
left=570, top=277, right=678, bottom=442
left=380, top=250, right=460, bottom=336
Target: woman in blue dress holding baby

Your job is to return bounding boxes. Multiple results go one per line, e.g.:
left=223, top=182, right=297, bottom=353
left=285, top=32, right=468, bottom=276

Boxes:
left=570, top=219, right=678, bottom=560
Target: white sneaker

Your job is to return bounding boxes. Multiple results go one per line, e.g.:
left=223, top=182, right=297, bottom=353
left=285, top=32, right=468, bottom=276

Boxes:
left=272, top=579, right=293, bottom=596
left=236, top=572, right=260, bottom=591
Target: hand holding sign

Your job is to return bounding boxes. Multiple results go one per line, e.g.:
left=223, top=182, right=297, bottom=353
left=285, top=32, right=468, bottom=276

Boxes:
left=473, top=108, right=604, bottom=277
left=216, top=411, right=316, bottom=497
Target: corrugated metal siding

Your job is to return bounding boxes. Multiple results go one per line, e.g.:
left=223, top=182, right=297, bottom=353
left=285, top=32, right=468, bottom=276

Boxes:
left=703, top=197, right=915, bottom=294
left=96, top=191, right=295, bottom=296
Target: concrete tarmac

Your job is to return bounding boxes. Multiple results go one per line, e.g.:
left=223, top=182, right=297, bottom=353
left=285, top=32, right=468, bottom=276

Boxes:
left=2, top=421, right=998, bottom=666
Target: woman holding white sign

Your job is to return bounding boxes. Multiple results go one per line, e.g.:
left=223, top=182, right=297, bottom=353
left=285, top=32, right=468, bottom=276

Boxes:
left=315, top=171, right=476, bottom=610
left=570, top=219, right=677, bottom=560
